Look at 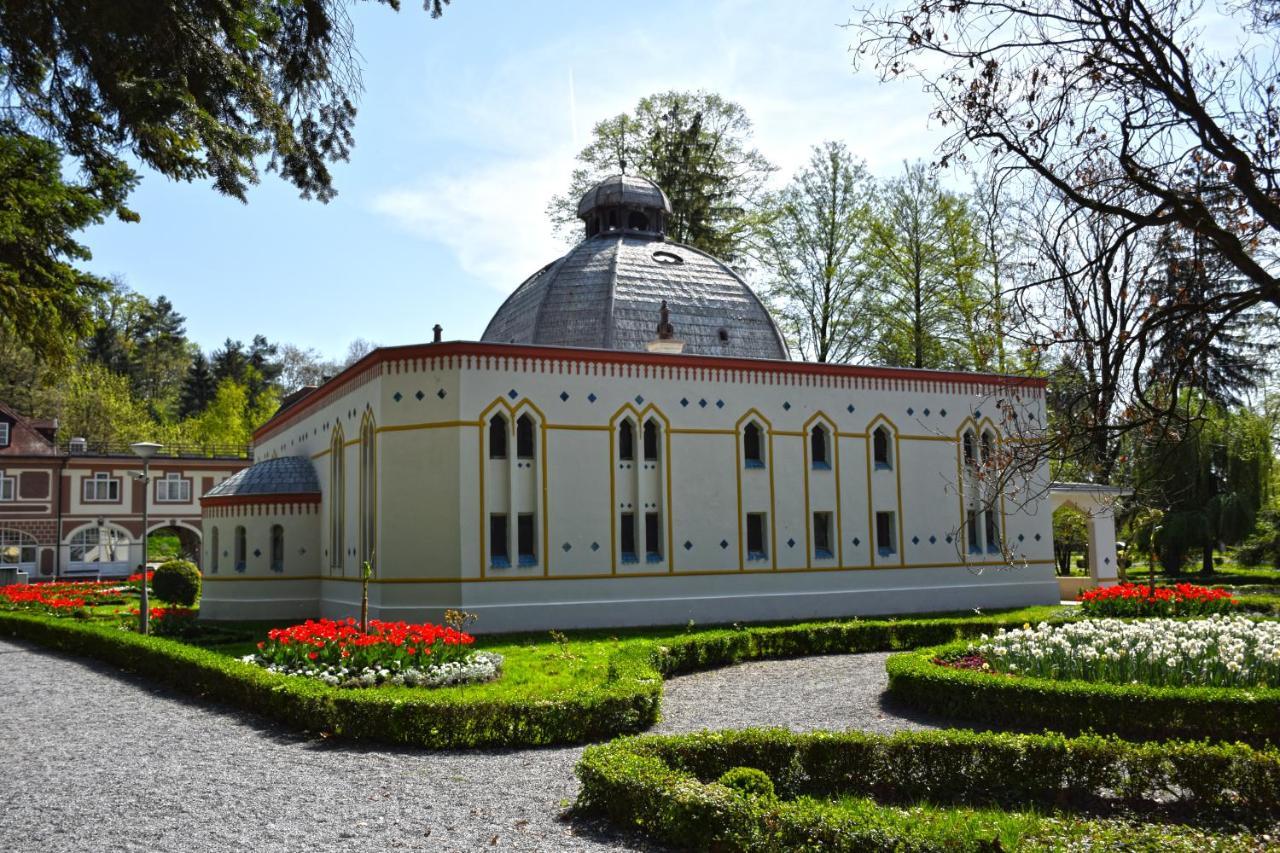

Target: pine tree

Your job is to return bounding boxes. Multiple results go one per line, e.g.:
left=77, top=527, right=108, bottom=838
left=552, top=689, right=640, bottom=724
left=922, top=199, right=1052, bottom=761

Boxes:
left=178, top=353, right=217, bottom=419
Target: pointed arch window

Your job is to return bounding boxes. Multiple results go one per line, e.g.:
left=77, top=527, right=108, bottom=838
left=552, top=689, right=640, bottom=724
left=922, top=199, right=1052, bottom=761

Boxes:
left=488, top=414, right=508, bottom=459
left=234, top=525, right=247, bottom=572
left=962, top=430, right=977, bottom=468
left=980, top=430, right=996, bottom=464
left=643, top=419, right=659, bottom=461
left=210, top=527, right=219, bottom=573
left=872, top=426, right=892, bottom=470
left=810, top=425, right=830, bottom=469
left=359, top=413, right=377, bottom=570
left=270, top=524, right=285, bottom=573
left=329, top=427, right=345, bottom=569
left=743, top=422, right=765, bottom=468
left=516, top=414, right=535, bottom=460
left=618, top=420, right=635, bottom=461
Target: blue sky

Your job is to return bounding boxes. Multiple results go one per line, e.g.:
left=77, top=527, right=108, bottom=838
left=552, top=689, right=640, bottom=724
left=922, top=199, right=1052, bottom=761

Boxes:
left=79, top=0, right=946, bottom=360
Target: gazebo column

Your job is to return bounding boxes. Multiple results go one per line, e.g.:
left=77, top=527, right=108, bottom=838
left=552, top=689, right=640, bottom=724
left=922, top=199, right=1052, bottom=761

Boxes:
left=1086, top=502, right=1120, bottom=586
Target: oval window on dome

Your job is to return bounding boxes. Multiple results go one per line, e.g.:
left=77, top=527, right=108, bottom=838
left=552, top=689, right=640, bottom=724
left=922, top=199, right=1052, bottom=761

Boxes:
left=652, top=250, right=684, bottom=266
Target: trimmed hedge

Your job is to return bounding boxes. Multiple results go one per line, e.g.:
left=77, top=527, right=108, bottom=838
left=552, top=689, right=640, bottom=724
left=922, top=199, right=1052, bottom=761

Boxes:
left=0, top=606, right=1075, bottom=748
left=575, top=729, right=1280, bottom=851
left=887, top=641, right=1280, bottom=746
left=152, top=560, right=201, bottom=607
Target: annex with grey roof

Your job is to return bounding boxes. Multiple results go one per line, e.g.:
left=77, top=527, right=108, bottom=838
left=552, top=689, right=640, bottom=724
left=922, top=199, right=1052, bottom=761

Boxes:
left=204, top=455, right=319, bottom=498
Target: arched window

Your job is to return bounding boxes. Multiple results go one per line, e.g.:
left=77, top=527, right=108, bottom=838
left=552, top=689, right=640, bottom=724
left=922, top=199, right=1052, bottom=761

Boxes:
left=359, top=412, right=377, bottom=569
left=743, top=422, right=764, bottom=468
left=607, top=210, right=619, bottom=230
left=488, top=413, right=508, bottom=459
left=270, top=524, right=284, bottom=572
left=962, top=430, right=976, bottom=468
left=810, top=425, right=830, bottom=468
left=872, top=426, right=892, bottom=469
left=516, top=414, right=535, bottom=460
left=210, top=527, right=220, bottom=573
left=618, top=420, right=634, bottom=461
left=643, top=419, right=659, bottom=461
left=0, top=529, right=36, bottom=569
left=329, top=427, right=345, bottom=569
left=627, top=210, right=649, bottom=230
left=68, top=525, right=127, bottom=569
left=234, top=525, right=247, bottom=572
left=980, top=430, right=995, bottom=464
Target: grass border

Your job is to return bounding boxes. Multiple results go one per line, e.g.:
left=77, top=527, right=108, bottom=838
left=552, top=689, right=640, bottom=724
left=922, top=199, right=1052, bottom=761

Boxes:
left=2, top=607, right=1070, bottom=749
left=886, top=641, right=1280, bottom=746
left=574, top=728, right=1280, bottom=852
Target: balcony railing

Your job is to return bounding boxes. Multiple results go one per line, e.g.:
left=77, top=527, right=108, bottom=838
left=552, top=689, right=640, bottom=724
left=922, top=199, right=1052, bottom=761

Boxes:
left=64, top=440, right=252, bottom=460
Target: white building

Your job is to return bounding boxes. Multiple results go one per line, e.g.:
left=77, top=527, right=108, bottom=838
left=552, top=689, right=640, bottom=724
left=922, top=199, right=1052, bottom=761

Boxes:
left=200, top=176, right=1064, bottom=630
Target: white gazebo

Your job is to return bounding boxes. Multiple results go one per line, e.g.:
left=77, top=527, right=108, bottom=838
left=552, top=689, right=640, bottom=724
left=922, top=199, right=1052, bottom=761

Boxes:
left=1050, top=483, right=1132, bottom=600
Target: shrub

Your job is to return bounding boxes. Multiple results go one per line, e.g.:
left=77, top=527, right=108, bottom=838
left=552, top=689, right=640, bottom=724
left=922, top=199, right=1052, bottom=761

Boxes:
left=152, top=560, right=201, bottom=606
left=1078, top=582, right=1237, bottom=616
left=576, top=729, right=1280, bottom=851
left=887, top=642, right=1280, bottom=746
left=717, top=766, right=776, bottom=804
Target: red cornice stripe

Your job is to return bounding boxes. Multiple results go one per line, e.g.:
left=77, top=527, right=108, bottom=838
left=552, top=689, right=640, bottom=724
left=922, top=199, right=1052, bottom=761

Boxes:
left=254, top=340, right=1047, bottom=443
left=201, top=493, right=321, bottom=508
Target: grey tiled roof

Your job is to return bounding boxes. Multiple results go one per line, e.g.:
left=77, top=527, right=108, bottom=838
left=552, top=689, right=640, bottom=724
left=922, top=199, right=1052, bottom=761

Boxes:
left=576, top=174, right=671, bottom=218
left=481, top=235, right=789, bottom=360
left=205, top=456, right=319, bottom=498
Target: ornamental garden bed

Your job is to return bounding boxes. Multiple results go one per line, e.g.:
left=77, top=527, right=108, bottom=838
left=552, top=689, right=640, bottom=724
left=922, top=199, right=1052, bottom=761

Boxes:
left=574, top=728, right=1280, bottom=852
left=886, top=616, right=1280, bottom=746
left=0, top=601, right=1071, bottom=749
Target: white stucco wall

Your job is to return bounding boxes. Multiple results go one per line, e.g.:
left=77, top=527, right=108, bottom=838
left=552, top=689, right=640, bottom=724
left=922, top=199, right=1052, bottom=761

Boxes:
left=201, top=345, right=1060, bottom=630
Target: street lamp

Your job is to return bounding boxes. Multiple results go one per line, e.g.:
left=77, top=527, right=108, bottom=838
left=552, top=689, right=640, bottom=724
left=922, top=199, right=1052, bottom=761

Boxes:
left=130, top=441, right=164, bottom=635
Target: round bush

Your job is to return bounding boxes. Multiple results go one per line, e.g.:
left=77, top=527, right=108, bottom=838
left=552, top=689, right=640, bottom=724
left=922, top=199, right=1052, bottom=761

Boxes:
left=717, top=766, right=776, bottom=803
left=152, top=560, right=201, bottom=607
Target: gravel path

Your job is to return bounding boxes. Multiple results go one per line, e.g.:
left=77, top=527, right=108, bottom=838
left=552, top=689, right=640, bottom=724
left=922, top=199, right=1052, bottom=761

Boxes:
left=0, top=641, right=942, bottom=853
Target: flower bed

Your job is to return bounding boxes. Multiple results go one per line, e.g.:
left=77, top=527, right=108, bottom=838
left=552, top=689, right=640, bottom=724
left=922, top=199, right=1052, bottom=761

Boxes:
left=1079, top=582, right=1237, bottom=616
left=575, top=729, right=1280, bottom=852
left=242, top=617, right=503, bottom=689
left=966, top=615, right=1280, bottom=688
left=887, top=640, right=1280, bottom=745
left=0, top=580, right=131, bottom=612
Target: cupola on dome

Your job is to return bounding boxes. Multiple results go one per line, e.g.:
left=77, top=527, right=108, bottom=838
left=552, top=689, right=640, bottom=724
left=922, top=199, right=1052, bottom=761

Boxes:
left=482, top=174, right=788, bottom=360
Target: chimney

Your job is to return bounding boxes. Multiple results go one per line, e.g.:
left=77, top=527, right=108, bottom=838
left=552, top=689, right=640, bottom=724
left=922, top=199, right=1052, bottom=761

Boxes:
left=432, top=324, right=443, bottom=343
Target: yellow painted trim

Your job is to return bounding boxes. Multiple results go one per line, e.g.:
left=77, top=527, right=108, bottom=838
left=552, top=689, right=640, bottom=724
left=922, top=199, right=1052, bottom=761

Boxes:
left=895, top=431, right=905, bottom=567
left=901, top=434, right=957, bottom=442
left=802, top=426, right=812, bottom=570
left=209, top=559, right=1056, bottom=584
left=608, top=423, right=617, bottom=575
left=311, top=448, right=330, bottom=459
left=800, top=412, right=839, bottom=570
left=546, top=423, right=610, bottom=432
left=735, top=426, right=744, bottom=570
left=203, top=575, right=327, bottom=582
left=772, top=430, right=804, bottom=437
left=477, top=419, right=486, bottom=580
left=378, top=420, right=476, bottom=433
left=864, top=427, right=875, bottom=569
left=837, top=431, right=868, bottom=439
left=669, top=427, right=736, bottom=435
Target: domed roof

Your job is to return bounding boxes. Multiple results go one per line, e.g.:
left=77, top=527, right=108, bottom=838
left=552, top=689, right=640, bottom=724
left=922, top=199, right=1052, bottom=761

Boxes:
left=576, top=174, right=672, bottom=218
left=483, top=176, right=788, bottom=360
left=204, top=456, right=319, bottom=499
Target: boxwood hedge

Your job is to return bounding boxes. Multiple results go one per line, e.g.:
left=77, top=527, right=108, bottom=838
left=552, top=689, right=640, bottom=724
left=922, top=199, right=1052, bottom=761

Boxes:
left=0, top=607, right=1071, bottom=749
left=575, top=728, right=1280, bottom=852
left=886, top=641, right=1280, bottom=746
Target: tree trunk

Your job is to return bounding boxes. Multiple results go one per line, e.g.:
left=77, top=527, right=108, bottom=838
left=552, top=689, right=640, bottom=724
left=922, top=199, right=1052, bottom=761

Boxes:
left=1201, top=543, right=1215, bottom=577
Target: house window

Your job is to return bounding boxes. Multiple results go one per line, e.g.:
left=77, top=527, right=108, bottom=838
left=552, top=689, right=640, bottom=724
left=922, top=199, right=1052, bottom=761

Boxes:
left=643, top=420, right=659, bottom=461
left=985, top=508, right=1001, bottom=555
left=872, top=426, right=892, bottom=470
left=490, top=514, right=509, bottom=568
left=83, top=472, right=119, bottom=502
left=962, top=430, right=976, bottom=468
left=627, top=210, right=649, bottom=230
left=811, top=426, right=830, bottom=469
left=743, top=423, right=764, bottom=468
left=0, top=529, right=36, bottom=567
left=328, top=428, right=345, bottom=568
left=746, top=513, right=767, bottom=560
left=516, top=414, right=535, bottom=460
left=69, top=526, right=125, bottom=564
left=359, top=413, right=377, bottom=569
left=270, top=524, right=284, bottom=572
left=210, top=527, right=220, bottom=573
left=814, top=512, right=833, bottom=558
left=620, top=512, right=637, bottom=563
left=619, top=420, right=634, bottom=461
left=0, top=474, right=13, bottom=502
left=517, top=513, right=536, bottom=566
left=156, top=472, right=191, bottom=502
left=488, top=414, right=508, bottom=459
left=981, top=430, right=996, bottom=465
left=645, top=512, right=661, bottom=562
left=0, top=422, right=8, bottom=447
left=234, top=525, right=247, bottom=572
left=875, top=511, right=896, bottom=556
left=967, top=510, right=982, bottom=554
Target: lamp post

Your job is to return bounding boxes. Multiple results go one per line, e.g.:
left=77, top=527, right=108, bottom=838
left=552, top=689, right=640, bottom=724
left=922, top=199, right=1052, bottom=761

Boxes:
left=130, top=441, right=164, bottom=635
